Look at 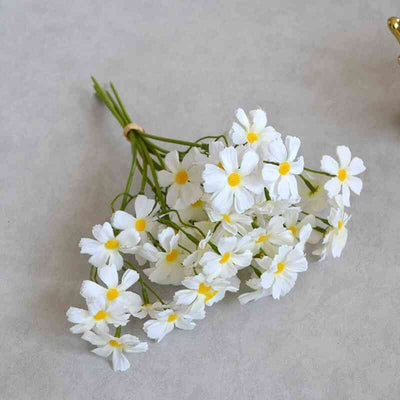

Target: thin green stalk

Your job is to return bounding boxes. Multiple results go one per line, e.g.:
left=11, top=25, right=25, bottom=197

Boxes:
left=264, top=187, right=271, bottom=201
left=303, top=167, right=334, bottom=177
left=137, top=137, right=167, bottom=212
left=121, top=134, right=138, bottom=210
left=140, top=131, right=207, bottom=150
left=114, top=326, right=122, bottom=338
left=110, top=82, right=132, bottom=124
left=299, top=174, right=317, bottom=193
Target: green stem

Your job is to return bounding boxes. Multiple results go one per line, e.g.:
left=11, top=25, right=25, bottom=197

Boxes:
left=114, top=326, right=122, bottom=338
left=121, top=134, right=138, bottom=210
left=140, top=131, right=207, bottom=150
left=303, top=167, right=334, bottom=177
left=299, top=174, right=317, bottom=193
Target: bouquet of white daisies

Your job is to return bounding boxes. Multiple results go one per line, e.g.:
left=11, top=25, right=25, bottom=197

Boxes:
left=67, top=78, right=366, bottom=372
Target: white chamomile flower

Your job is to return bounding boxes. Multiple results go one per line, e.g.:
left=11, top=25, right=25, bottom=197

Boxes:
left=133, top=301, right=166, bottom=319
left=174, top=273, right=239, bottom=311
left=66, top=296, right=129, bottom=334
left=182, top=230, right=212, bottom=274
left=249, top=215, right=293, bottom=257
left=321, top=145, right=366, bottom=207
left=82, top=328, right=148, bottom=372
left=158, top=149, right=203, bottom=209
left=80, top=264, right=141, bottom=311
left=283, top=208, right=319, bottom=245
left=313, top=195, right=350, bottom=260
left=143, top=308, right=196, bottom=343
left=111, top=195, right=159, bottom=242
left=262, top=136, right=304, bottom=201
left=200, top=236, right=253, bottom=280
left=298, top=173, right=328, bottom=214
left=203, top=146, right=263, bottom=214
left=143, top=227, right=186, bottom=285
left=230, top=108, right=280, bottom=152
left=256, top=244, right=308, bottom=300
left=238, top=275, right=272, bottom=305
left=177, top=195, right=208, bottom=223
left=79, top=222, right=140, bottom=270
left=205, top=206, right=253, bottom=238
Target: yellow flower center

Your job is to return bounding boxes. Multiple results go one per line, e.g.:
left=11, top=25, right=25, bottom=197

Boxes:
left=109, top=339, right=123, bottom=348
left=279, top=161, right=291, bottom=175
left=247, top=132, right=259, bottom=143
left=227, top=172, right=241, bottom=187
left=191, top=199, right=203, bottom=208
left=168, top=313, right=178, bottom=323
left=217, top=162, right=224, bottom=169
left=165, top=249, right=179, bottom=262
left=338, top=168, right=347, bottom=182
left=175, top=170, right=189, bottom=185
left=222, top=213, right=231, bottom=223
left=275, top=262, right=286, bottom=275
left=104, top=239, right=119, bottom=250
left=337, top=219, right=343, bottom=230
left=256, top=234, right=268, bottom=243
left=197, top=283, right=218, bottom=303
left=219, top=252, right=231, bottom=264
left=93, top=310, right=108, bottom=321
left=135, top=218, right=147, bottom=232
left=288, top=226, right=297, bottom=236
left=106, top=288, right=119, bottom=301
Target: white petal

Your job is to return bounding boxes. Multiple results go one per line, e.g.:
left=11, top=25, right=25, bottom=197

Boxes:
left=98, top=264, right=119, bottom=288
left=239, top=150, right=259, bottom=176
left=277, top=177, right=290, bottom=199
left=250, top=109, right=267, bottom=131
left=66, top=307, right=90, bottom=324
left=158, top=170, right=174, bottom=187
left=92, top=224, right=109, bottom=243
left=268, top=139, right=287, bottom=163
left=262, top=164, right=279, bottom=183
left=236, top=108, right=250, bottom=129
left=347, top=157, right=366, bottom=176
left=324, top=178, right=341, bottom=198
left=166, top=183, right=179, bottom=208
left=203, top=164, right=227, bottom=193
left=92, top=346, right=113, bottom=358
left=119, top=269, right=139, bottom=290
left=211, top=186, right=234, bottom=213
left=219, top=147, right=238, bottom=173
left=342, top=184, right=351, bottom=207
left=164, top=150, right=181, bottom=172
left=112, top=351, right=130, bottom=372
left=117, top=229, right=141, bottom=251
left=111, top=211, right=134, bottom=230
left=80, top=280, right=106, bottom=299
left=82, top=330, right=109, bottom=346
left=234, top=187, right=254, bottom=214
left=108, top=252, right=124, bottom=270
left=347, top=176, right=363, bottom=195
left=79, top=238, right=102, bottom=255
left=321, top=155, right=339, bottom=175
left=230, top=122, right=246, bottom=145
left=285, top=136, right=301, bottom=161
left=135, top=195, right=155, bottom=218
left=290, top=157, right=304, bottom=175
left=337, top=145, right=351, bottom=168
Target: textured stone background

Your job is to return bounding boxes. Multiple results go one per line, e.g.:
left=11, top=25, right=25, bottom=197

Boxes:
left=1, top=1, right=399, bottom=399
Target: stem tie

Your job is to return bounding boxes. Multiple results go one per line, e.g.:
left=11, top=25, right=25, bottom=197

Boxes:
left=123, top=122, right=143, bottom=140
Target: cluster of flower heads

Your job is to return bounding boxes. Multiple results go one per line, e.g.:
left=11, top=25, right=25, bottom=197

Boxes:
left=67, top=108, right=366, bottom=371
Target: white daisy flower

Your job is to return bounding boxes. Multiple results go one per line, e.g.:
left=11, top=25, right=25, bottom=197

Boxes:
left=313, top=195, right=350, bottom=260
left=249, top=215, right=294, bottom=257
left=321, top=145, right=366, bottom=207
left=174, top=273, right=239, bottom=311
left=256, top=244, right=308, bottom=299
left=282, top=208, right=320, bottom=246
left=80, top=264, right=142, bottom=311
left=230, top=108, right=280, bottom=152
left=82, top=328, right=148, bottom=372
left=238, top=275, right=272, bottom=305
left=143, top=227, right=186, bottom=285
left=203, top=146, right=263, bottom=214
left=177, top=195, right=209, bottom=223
left=298, top=173, right=328, bottom=214
left=111, top=195, right=159, bottom=243
left=205, top=206, right=253, bottom=238
left=79, top=222, right=140, bottom=270
left=66, top=296, right=130, bottom=334
left=132, top=301, right=166, bottom=319
left=200, top=236, right=253, bottom=280
left=143, top=308, right=196, bottom=343
left=262, top=136, right=304, bottom=201
left=157, top=149, right=203, bottom=209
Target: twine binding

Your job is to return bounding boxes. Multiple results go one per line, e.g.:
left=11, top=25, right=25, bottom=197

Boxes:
left=123, top=123, right=143, bottom=140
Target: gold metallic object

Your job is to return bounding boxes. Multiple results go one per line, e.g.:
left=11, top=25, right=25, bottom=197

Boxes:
left=388, top=17, right=400, bottom=64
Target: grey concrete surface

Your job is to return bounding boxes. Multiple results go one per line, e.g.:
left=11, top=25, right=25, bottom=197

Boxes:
left=1, top=1, right=399, bottom=399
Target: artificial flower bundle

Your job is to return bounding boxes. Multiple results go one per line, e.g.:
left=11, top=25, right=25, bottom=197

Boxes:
left=67, top=78, right=366, bottom=371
